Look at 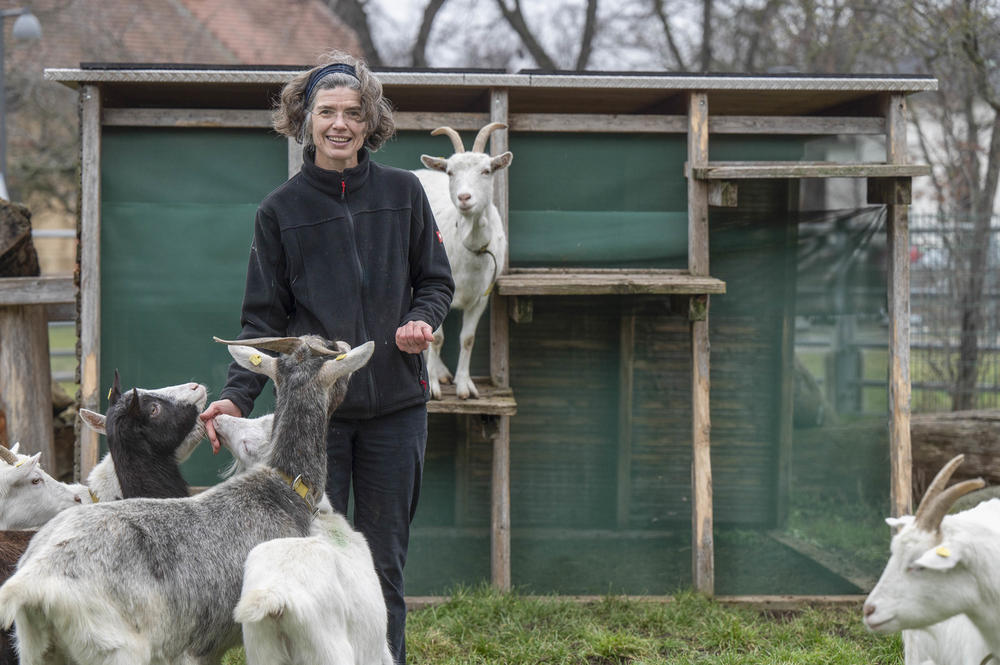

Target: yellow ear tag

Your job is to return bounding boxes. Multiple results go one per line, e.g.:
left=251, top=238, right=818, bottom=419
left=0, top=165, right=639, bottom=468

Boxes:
left=108, top=387, right=113, bottom=400
left=935, top=546, right=951, bottom=558
left=335, top=353, right=347, bottom=361
left=14, top=458, right=25, bottom=467
left=250, top=354, right=263, bottom=366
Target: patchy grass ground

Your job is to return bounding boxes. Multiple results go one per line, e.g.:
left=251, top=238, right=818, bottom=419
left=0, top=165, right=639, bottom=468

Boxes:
left=222, top=586, right=901, bottom=664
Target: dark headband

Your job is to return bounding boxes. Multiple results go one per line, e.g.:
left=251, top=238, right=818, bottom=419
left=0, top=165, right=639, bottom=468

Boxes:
left=304, top=63, right=360, bottom=106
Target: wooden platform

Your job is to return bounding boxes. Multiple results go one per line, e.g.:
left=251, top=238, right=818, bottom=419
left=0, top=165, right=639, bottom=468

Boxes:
left=496, top=268, right=726, bottom=296
left=688, top=161, right=931, bottom=180
left=425, top=378, right=517, bottom=416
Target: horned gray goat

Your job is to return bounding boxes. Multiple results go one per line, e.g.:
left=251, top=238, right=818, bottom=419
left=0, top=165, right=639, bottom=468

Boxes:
left=414, top=122, right=512, bottom=399
left=0, top=334, right=374, bottom=665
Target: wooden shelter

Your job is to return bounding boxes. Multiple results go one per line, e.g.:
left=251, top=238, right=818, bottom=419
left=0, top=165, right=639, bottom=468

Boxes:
left=45, top=65, right=936, bottom=597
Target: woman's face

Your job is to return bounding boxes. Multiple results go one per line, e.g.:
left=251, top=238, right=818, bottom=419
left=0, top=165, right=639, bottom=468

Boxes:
left=310, top=86, right=367, bottom=172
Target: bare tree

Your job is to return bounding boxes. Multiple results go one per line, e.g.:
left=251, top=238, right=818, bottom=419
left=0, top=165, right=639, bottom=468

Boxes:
left=412, top=0, right=449, bottom=67
left=493, top=0, right=599, bottom=70
left=328, top=0, right=385, bottom=65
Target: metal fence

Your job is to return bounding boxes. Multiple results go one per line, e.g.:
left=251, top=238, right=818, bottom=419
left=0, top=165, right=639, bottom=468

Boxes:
left=910, top=212, right=1000, bottom=412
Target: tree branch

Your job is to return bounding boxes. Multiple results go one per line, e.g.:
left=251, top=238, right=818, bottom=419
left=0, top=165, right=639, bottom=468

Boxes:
left=651, top=0, right=688, bottom=70
left=411, top=0, right=448, bottom=67
left=495, top=0, right=557, bottom=70
left=574, top=0, right=599, bottom=71
left=329, top=0, right=383, bottom=66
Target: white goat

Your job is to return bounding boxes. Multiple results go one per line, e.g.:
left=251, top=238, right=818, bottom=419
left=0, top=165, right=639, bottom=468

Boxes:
left=0, top=444, right=89, bottom=529
left=0, top=335, right=374, bottom=665
left=864, top=455, right=1000, bottom=662
left=212, top=414, right=393, bottom=665
left=414, top=122, right=512, bottom=399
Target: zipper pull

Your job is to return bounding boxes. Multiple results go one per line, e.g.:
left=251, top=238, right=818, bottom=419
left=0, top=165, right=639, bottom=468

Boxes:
left=341, top=179, right=346, bottom=201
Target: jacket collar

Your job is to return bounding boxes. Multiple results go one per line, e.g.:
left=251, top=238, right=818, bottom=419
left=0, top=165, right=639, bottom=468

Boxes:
left=301, top=146, right=371, bottom=199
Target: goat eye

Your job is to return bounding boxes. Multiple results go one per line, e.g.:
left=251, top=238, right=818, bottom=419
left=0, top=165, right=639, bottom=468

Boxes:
left=149, top=403, right=160, bottom=417
left=31, top=477, right=42, bottom=485
left=481, top=169, right=490, bottom=175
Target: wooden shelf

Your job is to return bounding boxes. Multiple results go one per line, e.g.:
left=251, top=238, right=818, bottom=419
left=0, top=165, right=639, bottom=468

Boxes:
left=495, top=268, right=726, bottom=296
left=688, top=161, right=931, bottom=180
left=426, top=378, right=517, bottom=416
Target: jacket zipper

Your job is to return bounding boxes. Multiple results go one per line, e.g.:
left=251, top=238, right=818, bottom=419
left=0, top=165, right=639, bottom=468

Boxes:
left=341, top=179, right=379, bottom=416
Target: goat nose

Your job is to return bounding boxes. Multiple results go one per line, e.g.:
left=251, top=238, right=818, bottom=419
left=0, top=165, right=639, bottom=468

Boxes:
left=458, top=193, right=471, bottom=202
left=863, top=602, right=875, bottom=617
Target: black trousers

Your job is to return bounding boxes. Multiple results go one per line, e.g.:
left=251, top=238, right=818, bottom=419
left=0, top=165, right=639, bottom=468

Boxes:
left=325, top=403, right=426, bottom=665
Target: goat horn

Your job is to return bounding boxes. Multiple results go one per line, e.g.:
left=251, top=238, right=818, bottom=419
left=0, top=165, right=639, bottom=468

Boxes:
left=914, top=477, right=986, bottom=534
left=471, top=122, right=507, bottom=154
left=914, top=454, right=965, bottom=524
left=431, top=127, right=465, bottom=153
left=213, top=336, right=304, bottom=355
left=0, top=445, right=18, bottom=465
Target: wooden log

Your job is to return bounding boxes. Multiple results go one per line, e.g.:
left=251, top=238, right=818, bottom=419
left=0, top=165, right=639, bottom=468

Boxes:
left=0, top=304, right=55, bottom=467
left=911, top=410, right=1000, bottom=497
left=0, top=201, right=39, bottom=277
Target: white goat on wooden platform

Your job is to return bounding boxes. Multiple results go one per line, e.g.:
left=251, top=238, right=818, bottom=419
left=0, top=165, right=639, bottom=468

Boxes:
left=414, top=122, right=512, bottom=399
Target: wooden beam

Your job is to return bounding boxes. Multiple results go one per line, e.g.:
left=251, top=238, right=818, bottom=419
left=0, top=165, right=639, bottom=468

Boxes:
left=79, top=84, right=102, bottom=482
left=491, top=414, right=511, bottom=590
left=690, top=162, right=930, bottom=180
left=0, top=304, right=55, bottom=467
left=496, top=269, right=726, bottom=296
left=0, top=276, right=74, bottom=306
left=487, top=88, right=512, bottom=592
left=102, top=108, right=272, bottom=128
left=885, top=93, right=912, bottom=518
left=867, top=177, right=912, bottom=205
left=688, top=91, right=714, bottom=595
left=394, top=111, right=491, bottom=132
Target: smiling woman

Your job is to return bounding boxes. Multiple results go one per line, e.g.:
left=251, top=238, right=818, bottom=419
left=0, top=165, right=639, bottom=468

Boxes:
left=198, top=49, right=454, bottom=665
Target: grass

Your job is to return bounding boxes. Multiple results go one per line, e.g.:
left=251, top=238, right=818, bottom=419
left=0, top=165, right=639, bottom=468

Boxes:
left=220, top=586, right=902, bottom=664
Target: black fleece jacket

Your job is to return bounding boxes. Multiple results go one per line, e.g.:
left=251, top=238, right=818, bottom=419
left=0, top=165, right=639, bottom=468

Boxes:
left=220, top=147, right=454, bottom=420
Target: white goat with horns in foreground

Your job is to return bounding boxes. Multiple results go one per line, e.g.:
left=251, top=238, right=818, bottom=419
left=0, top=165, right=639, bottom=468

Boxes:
left=864, top=454, right=1000, bottom=663
left=212, top=414, right=393, bottom=665
left=414, top=122, right=512, bottom=399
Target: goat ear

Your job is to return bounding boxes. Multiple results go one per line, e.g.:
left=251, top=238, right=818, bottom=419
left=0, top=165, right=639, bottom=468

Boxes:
left=228, top=345, right=278, bottom=379
left=109, top=369, right=122, bottom=406
left=8, top=442, right=19, bottom=454
left=913, top=541, right=963, bottom=571
left=78, top=408, right=107, bottom=435
left=317, top=340, right=375, bottom=385
left=885, top=515, right=914, bottom=529
left=420, top=155, right=448, bottom=172
left=490, top=152, right=513, bottom=172
left=12, top=453, right=40, bottom=477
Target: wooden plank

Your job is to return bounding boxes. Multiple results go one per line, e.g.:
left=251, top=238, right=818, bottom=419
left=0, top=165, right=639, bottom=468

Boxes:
left=102, top=108, right=272, bottom=128
left=394, top=111, right=490, bottom=132
left=687, top=91, right=714, bottom=595
left=79, top=85, right=102, bottom=482
left=0, top=275, right=74, bottom=306
left=489, top=88, right=510, bottom=389
left=425, top=379, right=517, bottom=416
left=506, top=114, right=884, bottom=135
left=691, top=161, right=930, bottom=180
left=775, top=184, right=799, bottom=527
left=491, top=414, right=511, bottom=590
left=885, top=93, right=912, bottom=518
left=287, top=137, right=302, bottom=179
left=0, top=305, right=55, bottom=468
left=617, top=303, right=636, bottom=528
left=496, top=269, right=726, bottom=296
left=708, top=181, right=738, bottom=207
left=405, top=594, right=867, bottom=611
left=867, top=177, right=912, bottom=205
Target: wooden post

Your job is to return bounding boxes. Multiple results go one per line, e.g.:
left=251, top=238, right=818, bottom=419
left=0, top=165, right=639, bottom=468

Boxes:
left=79, top=84, right=102, bottom=481
left=687, top=91, right=714, bottom=595
left=884, top=93, right=912, bottom=518
left=487, top=87, right=512, bottom=590
left=0, top=303, right=54, bottom=464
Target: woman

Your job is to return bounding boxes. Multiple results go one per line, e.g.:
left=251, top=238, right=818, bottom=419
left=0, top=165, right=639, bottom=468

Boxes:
left=200, top=50, right=454, bottom=664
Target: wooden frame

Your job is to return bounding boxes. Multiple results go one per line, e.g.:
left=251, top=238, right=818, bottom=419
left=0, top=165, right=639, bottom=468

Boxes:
left=48, top=68, right=935, bottom=598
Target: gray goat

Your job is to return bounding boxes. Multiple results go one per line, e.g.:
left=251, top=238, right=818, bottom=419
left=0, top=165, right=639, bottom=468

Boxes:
left=0, top=335, right=374, bottom=665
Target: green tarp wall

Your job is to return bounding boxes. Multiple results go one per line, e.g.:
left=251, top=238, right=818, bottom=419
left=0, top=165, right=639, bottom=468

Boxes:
left=99, top=127, right=889, bottom=596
